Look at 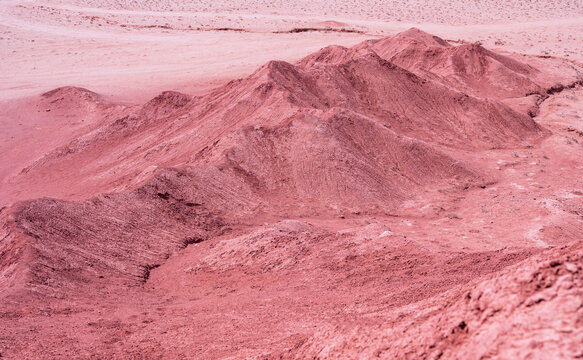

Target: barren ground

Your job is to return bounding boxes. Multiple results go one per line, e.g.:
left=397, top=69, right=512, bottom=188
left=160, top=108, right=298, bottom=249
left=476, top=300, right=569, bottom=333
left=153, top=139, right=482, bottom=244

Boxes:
left=1, top=1, right=583, bottom=359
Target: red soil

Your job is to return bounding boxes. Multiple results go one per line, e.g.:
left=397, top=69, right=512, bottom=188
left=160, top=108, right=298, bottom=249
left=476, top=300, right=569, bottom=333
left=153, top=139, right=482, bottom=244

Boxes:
left=1, top=30, right=555, bottom=205
left=1, top=29, right=583, bottom=359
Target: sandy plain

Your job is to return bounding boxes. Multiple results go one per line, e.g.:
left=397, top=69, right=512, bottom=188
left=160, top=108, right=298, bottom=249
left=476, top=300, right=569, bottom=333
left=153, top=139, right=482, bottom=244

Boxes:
left=1, top=0, right=582, bottom=102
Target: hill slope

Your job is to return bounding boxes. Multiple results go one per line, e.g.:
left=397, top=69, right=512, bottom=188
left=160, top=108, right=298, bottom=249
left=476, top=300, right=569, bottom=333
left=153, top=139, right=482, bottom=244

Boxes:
left=1, top=29, right=582, bottom=359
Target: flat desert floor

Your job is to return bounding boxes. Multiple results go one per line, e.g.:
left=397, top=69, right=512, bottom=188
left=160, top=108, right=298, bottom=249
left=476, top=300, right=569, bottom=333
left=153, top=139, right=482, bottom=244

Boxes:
left=1, top=0, right=582, bottom=101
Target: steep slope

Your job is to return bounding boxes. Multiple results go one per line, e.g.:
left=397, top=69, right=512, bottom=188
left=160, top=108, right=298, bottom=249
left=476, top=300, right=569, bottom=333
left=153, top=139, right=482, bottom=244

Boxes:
left=0, top=86, right=132, bottom=201
left=0, top=107, right=483, bottom=297
left=209, top=109, right=482, bottom=214
left=281, top=242, right=583, bottom=359
left=0, top=165, right=260, bottom=298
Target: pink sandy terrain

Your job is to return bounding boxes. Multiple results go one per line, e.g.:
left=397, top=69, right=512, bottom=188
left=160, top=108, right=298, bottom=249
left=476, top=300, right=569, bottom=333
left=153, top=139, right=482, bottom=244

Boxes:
left=1, top=1, right=583, bottom=359
left=1, top=0, right=582, bottom=101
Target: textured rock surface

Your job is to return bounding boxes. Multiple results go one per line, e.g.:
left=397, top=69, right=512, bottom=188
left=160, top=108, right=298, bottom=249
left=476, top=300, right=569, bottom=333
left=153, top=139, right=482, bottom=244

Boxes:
left=281, top=244, right=583, bottom=359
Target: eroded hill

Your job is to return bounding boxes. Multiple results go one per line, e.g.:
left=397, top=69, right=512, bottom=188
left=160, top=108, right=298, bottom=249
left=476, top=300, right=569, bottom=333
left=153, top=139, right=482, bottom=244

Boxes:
left=1, top=29, right=582, bottom=359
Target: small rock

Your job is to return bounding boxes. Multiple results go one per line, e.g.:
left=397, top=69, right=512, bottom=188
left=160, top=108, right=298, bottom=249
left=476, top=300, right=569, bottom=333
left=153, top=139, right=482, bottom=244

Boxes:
left=565, top=263, right=578, bottom=273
